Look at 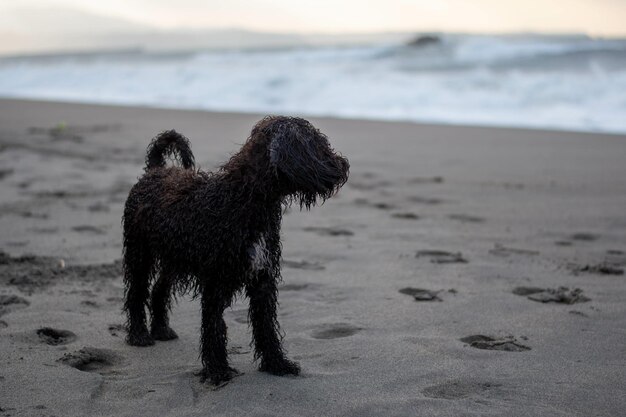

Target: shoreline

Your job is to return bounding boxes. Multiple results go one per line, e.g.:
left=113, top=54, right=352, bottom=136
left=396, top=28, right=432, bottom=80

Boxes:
left=2, top=97, right=625, bottom=138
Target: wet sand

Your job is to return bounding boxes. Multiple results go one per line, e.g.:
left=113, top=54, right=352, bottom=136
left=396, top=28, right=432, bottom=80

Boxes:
left=1, top=98, right=625, bottom=416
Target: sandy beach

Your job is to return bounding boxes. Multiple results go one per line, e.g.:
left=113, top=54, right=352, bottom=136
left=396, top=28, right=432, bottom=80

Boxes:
left=1, top=98, right=625, bottom=416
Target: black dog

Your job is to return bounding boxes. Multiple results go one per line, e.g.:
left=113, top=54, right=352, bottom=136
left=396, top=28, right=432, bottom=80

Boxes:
left=122, top=116, right=349, bottom=385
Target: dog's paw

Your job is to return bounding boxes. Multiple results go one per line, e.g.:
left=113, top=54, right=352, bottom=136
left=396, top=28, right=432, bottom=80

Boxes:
left=151, top=325, right=178, bottom=341
left=260, top=358, right=301, bottom=376
left=126, top=330, right=155, bottom=347
left=199, top=366, right=241, bottom=387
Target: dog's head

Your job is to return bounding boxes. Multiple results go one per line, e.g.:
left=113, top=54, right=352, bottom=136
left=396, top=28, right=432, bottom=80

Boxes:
left=225, top=116, right=349, bottom=208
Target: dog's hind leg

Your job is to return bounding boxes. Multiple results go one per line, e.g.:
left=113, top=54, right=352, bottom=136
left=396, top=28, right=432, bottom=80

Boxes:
left=198, top=287, right=239, bottom=385
left=246, top=274, right=300, bottom=376
left=150, top=267, right=178, bottom=341
left=123, top=240, right=155, bottom=346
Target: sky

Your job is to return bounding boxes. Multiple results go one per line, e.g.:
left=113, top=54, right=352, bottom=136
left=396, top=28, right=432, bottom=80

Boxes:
left=1, top=0, right=625, bottom=54
left=2, top=0, right=626, bottom=35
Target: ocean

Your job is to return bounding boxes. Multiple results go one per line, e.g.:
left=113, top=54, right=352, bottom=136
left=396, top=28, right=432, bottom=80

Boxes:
left=1, top=33, right=625, bottom=133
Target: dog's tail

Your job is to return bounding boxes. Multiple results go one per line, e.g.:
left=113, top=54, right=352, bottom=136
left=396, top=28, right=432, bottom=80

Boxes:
left=145, top=130, right=195, bottom=170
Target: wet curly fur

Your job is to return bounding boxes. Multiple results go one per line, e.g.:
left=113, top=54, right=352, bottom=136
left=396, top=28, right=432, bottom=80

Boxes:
left=122, top=116, right=349, bottom=385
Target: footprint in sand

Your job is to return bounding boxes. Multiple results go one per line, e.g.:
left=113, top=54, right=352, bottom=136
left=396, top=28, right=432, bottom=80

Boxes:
left=513, top=286, right=590, bottom=304
left=28, top=123, right=121, bottom=142
left=303, top=227, right=354, bottom=237
left=227, top=345, right=251, bottom=355
left=399, top=287, right=442, bottom=302
left=29, top=226, right=59, bottom=234
left=282, top=259, right=326, bottom=271
left=1, top=254, right=122, bottom=293
left=311, top=323, right=361, bottom=340
left=0, top=294, right=30, bottom=316
left=422, top=380, right=502, bottom=400
left=0, top=168, right=14, bottom=180
left=107, top=324, right=126, bottom=337
left=19, top=211, right=49, bottom=219
left=354, top=199, right=396, bottom=211
left=408, top=196, right=445, bottom=205
left=58, top=347, right=123, bottom=373
left=72, top=225, right=107, bottom=235
left=230, top=309, right=249, bottom=324
left=391, top=212, right=420, bottom=220
left=280, top=283, right=313, bottom=291
left=88, top=202, right=111, bottom=213
left=36, top=327, right=77, bottom=345
left=460, top=335, right=530, bottom=352
left=416, top=250, right=468, bottom=264
left=489, top=244, right=539, bottom=257
left=371, top=202, right=395, bottom=210
left=448, top=214, right=485, bottom=223
left=348, top=179, right=391, bottom=191
left=570, top=233, right=598, bottom=242
left=573, top=263, right=624, bottom=276
left=407, top=176, right=444, bottom=184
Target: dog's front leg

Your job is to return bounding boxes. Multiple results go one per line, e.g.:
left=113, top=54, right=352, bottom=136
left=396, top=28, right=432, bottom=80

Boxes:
left=246, top=274, right=300, bottom=376
left=199, top=288, right=238, bottom=385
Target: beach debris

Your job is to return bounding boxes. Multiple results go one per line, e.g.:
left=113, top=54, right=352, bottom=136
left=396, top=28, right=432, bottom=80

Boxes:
left=513, top=286, right=590, bottom=304
left=460, top=335, right=530, bottom=352
left=416, top=250, right=468, bottom=264
left=399, top=287, right=442, bottom=301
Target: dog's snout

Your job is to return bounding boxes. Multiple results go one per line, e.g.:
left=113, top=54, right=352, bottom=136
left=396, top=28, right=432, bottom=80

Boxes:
left=338, top=156, right=349, bottom=173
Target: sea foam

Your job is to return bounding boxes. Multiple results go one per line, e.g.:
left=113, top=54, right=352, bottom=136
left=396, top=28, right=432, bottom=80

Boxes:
left=1, top=34, right=625, bottom=133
